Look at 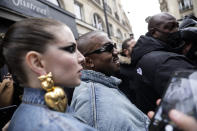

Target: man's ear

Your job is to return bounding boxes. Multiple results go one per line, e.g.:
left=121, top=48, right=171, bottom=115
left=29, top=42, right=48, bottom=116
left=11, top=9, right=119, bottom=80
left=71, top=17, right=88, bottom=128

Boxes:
left=25, top=51, right=46, bottom=76
left=84, top=57, right=94, bottom=68
left=149, top=28, right=155, bottom=35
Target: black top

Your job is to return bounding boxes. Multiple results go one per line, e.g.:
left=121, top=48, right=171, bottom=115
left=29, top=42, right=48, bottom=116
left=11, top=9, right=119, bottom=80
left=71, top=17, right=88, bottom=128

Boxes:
left=120, top=34, right=196, bottom=113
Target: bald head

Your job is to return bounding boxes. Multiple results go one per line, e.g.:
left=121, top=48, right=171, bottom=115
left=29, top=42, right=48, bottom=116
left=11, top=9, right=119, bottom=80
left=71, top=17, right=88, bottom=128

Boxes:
left=148, top=12, right=176, bottom=32
left=77, top=31, right=119, bottom=76
left=77, top=31, right=108, bottom=55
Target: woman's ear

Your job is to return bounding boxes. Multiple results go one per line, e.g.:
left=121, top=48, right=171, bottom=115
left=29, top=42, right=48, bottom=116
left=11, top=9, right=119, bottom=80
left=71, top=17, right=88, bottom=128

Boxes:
left=25, top=51, right=46, bottom=76
left=84, top=57, right=94, bottom=68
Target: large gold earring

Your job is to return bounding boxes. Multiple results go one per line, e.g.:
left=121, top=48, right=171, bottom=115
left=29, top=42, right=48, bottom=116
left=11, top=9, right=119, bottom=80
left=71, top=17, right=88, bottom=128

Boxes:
left=38, top=72, right=67, bottom=112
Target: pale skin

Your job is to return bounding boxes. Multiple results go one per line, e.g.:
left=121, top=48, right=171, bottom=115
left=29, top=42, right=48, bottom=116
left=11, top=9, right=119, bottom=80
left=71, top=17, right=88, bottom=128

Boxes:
left=23, top=25, right=84, bottom=89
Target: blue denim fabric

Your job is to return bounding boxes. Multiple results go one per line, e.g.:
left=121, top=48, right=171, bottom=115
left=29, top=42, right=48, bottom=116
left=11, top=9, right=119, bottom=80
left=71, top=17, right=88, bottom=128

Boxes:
left=71, top=70, right=150, bottom=131
left=8, top=88, right=95, bottom=131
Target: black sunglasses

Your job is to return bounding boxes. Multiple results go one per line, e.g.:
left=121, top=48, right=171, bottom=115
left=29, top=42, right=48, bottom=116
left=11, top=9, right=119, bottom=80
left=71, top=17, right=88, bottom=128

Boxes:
left=85, top=42, right=117, bottom=56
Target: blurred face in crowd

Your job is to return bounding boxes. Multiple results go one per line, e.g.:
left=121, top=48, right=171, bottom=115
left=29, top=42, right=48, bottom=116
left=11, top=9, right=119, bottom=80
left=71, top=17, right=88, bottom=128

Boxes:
left=149, top=13, right=179, bottom=42
left=148, top=13, right=183, bottom=49
left=124, top=39, right=136, bottom=57
left=84, top=32, right=120, bottom=76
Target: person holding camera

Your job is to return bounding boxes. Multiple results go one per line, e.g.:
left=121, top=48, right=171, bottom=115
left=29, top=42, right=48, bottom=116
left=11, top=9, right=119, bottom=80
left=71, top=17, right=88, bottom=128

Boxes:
left=148, top=99, right=197, bottom=131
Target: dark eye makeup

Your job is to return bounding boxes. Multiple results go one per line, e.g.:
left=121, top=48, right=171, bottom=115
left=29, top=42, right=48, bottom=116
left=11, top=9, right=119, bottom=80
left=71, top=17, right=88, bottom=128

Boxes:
left=59, top=43, right=76, bottom=53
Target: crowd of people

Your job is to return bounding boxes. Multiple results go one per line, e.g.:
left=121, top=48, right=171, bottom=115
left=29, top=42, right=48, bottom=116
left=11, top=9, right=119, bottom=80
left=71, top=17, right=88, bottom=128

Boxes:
left=0, top=12, right=197, bottom=131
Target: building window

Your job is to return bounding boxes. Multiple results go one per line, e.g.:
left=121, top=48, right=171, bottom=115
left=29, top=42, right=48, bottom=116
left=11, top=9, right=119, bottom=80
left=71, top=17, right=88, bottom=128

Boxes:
left=159, top=0, right=162, bottom=3
left=106, top=4, right=112, bottom=14
left=122, top=20, right=126, bottom=26
left=115, top=12, right=120, bottom=21
left=95, top=0, right=101, bottom=5
left=93, top=13, right=104, bottom=30
left=117, top=29, right=123, bottom=40
left=74, top=2, right=83, bottom=20
left=109, top=23, right=114, bottom=36
left=45, top=0, right=60, bottom=6
left=178, top=0, right=193, bottom=12
left=159, top=0, right=168, bottom=12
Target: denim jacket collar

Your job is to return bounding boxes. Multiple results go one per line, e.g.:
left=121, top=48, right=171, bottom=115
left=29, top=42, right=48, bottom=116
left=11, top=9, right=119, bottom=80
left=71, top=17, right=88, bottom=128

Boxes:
left=81, top=70, right=121, bottom=89
left=22, top=87, right=46, bottom=105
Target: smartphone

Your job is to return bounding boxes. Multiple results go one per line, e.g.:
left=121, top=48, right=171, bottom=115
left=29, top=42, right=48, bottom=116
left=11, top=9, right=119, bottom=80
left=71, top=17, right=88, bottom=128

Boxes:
left=149, top=70, right=197, bottom=131
left=0, top=105, right=17, bottom=129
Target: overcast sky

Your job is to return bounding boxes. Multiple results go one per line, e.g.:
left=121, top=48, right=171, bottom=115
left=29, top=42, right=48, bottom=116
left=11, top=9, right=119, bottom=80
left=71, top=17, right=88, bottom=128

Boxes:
left=121, top=0, right=161, bottom=40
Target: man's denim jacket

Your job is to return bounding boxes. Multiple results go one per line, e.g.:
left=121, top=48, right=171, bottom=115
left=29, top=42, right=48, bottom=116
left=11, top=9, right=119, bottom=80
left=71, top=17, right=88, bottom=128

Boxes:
left=71, top=70, right=150, bottom=131
left=8, top=88, right=95, bottom=131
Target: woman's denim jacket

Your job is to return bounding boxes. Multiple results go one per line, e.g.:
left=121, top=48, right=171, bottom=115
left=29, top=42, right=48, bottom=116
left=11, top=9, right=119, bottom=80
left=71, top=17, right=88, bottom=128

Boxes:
left=8, top=88, right=95, bottom=131
left=71, top=70, right=150, bottom=131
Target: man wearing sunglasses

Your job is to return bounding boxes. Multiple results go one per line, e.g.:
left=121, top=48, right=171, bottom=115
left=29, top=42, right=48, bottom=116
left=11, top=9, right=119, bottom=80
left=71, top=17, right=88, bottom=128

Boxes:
left=81, top=31, right=119, bottom=76
left=127, top=12, right=196, bottom=114
left=71, top=31, right=150, bottom=131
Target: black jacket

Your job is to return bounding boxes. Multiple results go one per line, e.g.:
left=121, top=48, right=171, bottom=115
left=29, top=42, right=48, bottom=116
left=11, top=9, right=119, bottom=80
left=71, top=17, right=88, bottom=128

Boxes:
left=121, top=35, right=196, bottom=113
left=117, top=55, right=137, bottom=103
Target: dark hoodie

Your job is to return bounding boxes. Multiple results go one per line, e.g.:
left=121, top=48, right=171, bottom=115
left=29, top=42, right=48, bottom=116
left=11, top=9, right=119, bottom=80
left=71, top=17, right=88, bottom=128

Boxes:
left=129, top=34, right=195, bottom=113
left=132, top=33, right=184, bottom=65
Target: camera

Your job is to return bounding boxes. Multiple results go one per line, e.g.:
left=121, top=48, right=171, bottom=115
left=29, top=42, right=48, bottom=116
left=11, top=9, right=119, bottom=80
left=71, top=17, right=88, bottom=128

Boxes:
left=149, top=70, right=197, bottom=131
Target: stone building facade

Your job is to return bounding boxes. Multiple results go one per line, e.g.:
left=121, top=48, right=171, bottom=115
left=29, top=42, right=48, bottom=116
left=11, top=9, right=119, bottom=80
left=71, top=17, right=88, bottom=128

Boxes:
left=159, top=0, right=197, bottom=19
left=47, top=0, right=133, bottom=46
